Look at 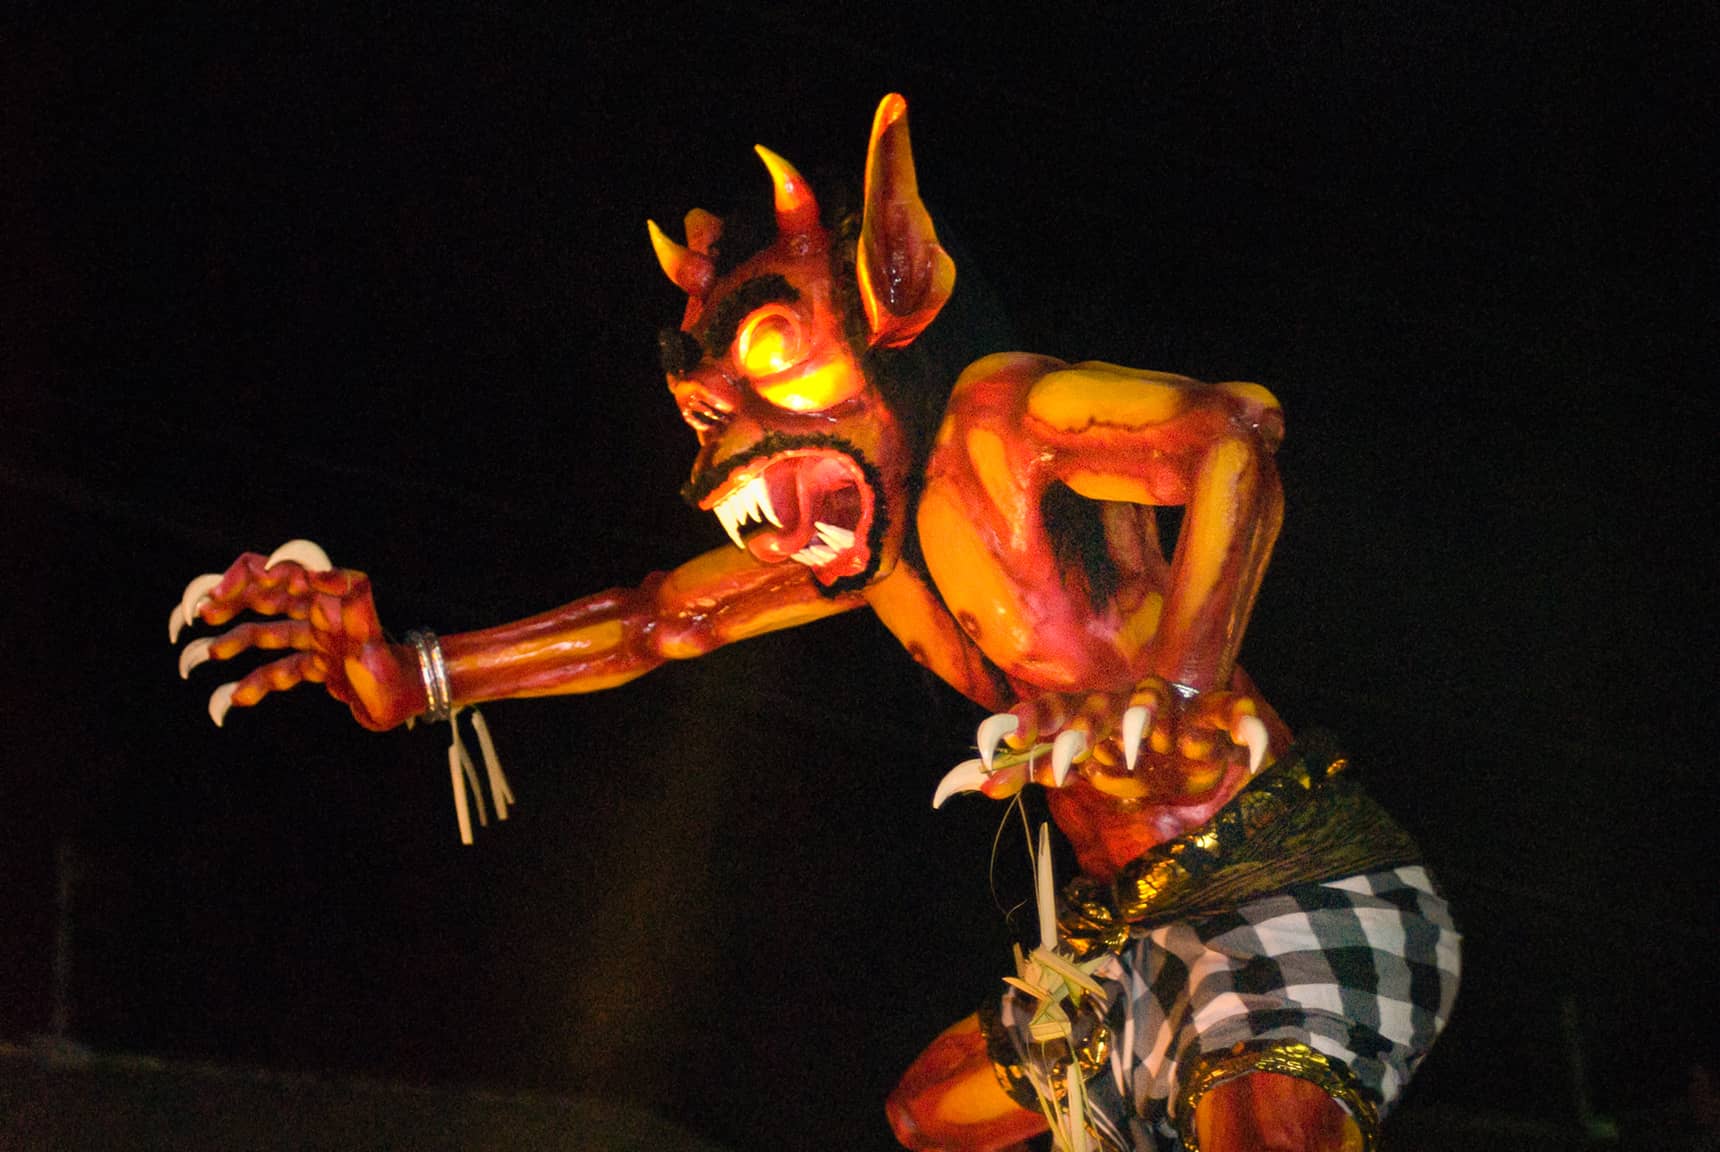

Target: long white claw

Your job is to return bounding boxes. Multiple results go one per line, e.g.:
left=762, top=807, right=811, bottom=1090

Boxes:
left=178, top=637, right=213, bottom=680
left=1120, top=704, right=1152, bottom=772
left=932, top=758, right=990, bottom=809
left=266, top=539, right=332, bottom=571
left=207, top=682, right=238, bottom=728
left=1050, top=729, right=1087, bottom=786
left=178, top=573, right=222, bottom=636
left=977, top=712, right=1019, bottom=771
left=168, top=605, right=186, bottom=644
left=1233, top=714, right=1269, bottom=776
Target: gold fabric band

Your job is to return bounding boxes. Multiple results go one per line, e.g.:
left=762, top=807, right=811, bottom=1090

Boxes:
left=981, top=740, right=1416, bottom=1146
left=1057, top=743, right=1424, bottom=960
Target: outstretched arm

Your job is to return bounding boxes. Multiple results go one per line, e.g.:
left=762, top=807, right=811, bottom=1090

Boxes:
left=173, top=539, right=860, bottom=730
left=439, top=543, right=860, bottom=705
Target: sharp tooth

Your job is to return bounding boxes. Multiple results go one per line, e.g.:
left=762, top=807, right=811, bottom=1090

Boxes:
left=736, top=484, right=759, bottom=526
left=749, top=477, right=771, bottom=524
left=715, top=504, right=746, bottom=550
left=814, top=521, right=854, bottom=550
left=754, top=478, right=782, bottom=527
left=791, top=544, right=840, bottom=567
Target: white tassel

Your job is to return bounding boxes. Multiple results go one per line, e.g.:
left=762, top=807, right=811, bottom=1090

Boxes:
left=448, top=741, right=474, bottom=846
left=459, top=732, right=488, bottom=828
left=470, top=709, right=513, bottom=821
left=445, top=706, right=514, bottom=844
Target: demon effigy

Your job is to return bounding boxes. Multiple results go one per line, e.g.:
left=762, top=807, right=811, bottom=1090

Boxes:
left=171, top=95, right=1458, bottom=1151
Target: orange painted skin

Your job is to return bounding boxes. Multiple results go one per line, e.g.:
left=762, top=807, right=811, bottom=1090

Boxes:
left=918, top=351, right=1289, bottom=881
left=176, top=95, right=1351, bottom=1152
left=886, top=1015, right=1361, bottom=1152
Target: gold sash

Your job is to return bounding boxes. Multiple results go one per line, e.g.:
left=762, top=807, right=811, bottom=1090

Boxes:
left=1058, top=743, right=1425, bottom=960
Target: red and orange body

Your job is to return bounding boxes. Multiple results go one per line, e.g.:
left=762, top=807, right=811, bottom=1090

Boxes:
left=172, top=94, right=1369, bottom=1152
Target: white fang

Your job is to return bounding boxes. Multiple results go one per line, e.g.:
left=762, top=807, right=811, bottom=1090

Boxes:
left=813, top=521, right=854, bottom=550
left=791, top=543, right=839, bottom=567
left=753, top=478, right=783, bottom=527
left=714, top=475, right=782, bottom=549
left=715, top=503, right=745, bottom=550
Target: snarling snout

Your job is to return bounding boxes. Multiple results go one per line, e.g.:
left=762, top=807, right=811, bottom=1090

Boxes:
left=692, top=441, right=882, bottom=586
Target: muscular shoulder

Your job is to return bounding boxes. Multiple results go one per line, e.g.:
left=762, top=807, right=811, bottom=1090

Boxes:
left=1027, top=361, right=1282, bottom=445
left=947, top=354, right=1282, bottom=447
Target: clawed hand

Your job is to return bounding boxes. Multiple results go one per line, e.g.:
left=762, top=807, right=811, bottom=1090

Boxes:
left=933, top=680, right=1270, bottom=808
left=169, top=540, right=419, bottom=732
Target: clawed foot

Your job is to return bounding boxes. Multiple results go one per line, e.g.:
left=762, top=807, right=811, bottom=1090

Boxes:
left=933, top=680, right=1271, bottom=808
left=169, top=539, right=418, bottom=731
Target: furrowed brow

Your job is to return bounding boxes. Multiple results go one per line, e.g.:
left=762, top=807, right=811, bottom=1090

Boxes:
left=702, top=274, right=800, bottom=355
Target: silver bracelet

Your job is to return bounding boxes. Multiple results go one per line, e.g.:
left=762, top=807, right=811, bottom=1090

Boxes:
left=404, top=629, right=452, bottom=723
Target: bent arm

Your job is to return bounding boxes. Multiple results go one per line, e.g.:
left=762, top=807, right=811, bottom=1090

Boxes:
left=441, top=544, right=862, bottom=707
left=1152, top=431, right=1282, bottom=691
left=1027, top=365, right=1284, bottom=693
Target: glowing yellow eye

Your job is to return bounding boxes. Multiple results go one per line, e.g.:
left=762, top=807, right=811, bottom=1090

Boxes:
left=754, top=362, right=866, bottom=412
left=735, top=305, right=803, bottom=378
left=734, top=302, right=863, bottom=411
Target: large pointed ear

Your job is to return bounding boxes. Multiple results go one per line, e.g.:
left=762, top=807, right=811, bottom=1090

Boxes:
left=857, top=94, right=956, bottom=348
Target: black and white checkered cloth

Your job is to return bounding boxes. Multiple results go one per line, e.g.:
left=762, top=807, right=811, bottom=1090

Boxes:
left=993, top=864, right=1461, bottom=1150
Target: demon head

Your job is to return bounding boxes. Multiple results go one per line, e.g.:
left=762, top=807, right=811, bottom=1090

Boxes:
left=651, top=94, right=955, bottom=594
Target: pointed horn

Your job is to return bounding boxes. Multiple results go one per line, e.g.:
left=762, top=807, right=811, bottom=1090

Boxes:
left=754, top=145, right=820, bottom=239
left=647, top=219, right=716, bottom=297
left=684, top=208, right=724, bottom=256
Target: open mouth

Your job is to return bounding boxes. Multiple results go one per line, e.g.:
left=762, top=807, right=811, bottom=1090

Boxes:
left=697, top=447, right=876, bottom=585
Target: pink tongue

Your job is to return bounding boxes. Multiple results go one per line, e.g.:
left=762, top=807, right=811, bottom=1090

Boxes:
left=746, top=467, right=817, bottom=563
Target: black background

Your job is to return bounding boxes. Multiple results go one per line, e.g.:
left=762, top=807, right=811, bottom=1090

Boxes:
left=5, top=3, right=1715, bottom=1148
